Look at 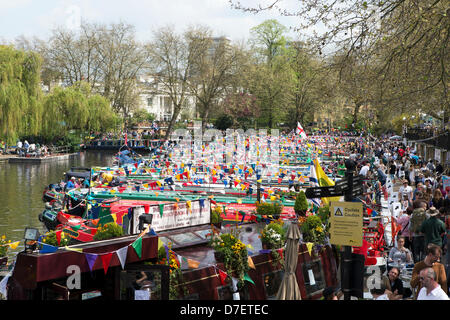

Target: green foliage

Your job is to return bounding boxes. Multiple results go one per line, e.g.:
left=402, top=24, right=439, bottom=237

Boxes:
left=294, top=191, right=308, bottom=216
left=256, top=201, right=283, bottom=219
left=40, top=231, right=71, bottom=247
left=129, top=109, right=155, bottom=128
left=0, top=235, right=9, bottom=257
left=0, top=45, right=43, bottom=144
left=93, top=222, right=124, bottom=241
left=300, top=215, right=326, bottom=244
left=210, top=206, right=224, bottom=224
left=260, top=220, right=286, bottom=248
left=214, top=114, right=234, bottom=131
left=210, top=229, right=249, bottom=289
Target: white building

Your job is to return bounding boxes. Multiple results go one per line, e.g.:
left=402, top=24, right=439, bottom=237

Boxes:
left=137, top=75, right=197, bottom=122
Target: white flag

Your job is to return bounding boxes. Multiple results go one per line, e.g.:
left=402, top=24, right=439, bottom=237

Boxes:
left=116, top=246, right=128, bottom=269
left=296, top=122, right=307, bottom=139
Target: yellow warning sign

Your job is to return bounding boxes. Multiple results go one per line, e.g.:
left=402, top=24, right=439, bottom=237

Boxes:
left=330, top=201, right=363, bottom=247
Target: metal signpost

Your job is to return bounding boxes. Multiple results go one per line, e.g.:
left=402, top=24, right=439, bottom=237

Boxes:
left=305, top=159, right=363, bottom=300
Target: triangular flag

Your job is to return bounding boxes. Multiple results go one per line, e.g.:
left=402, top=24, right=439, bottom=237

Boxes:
left=187, top=258, right=200, bottom=269
left=132, top=237, right=143, bottom=259
left=247, top=256, right=256, bottom=269
left=64, top=246, right=83, bottom=253
left=218, top=269, right=228, bottom=285
left=243, top=272, right=255, bottom=285
left=100, top=253, right=113, bottom=274
left=84, top=253, right=98, bottom=271
left=116, top=246, right=128, bottom=269
left=39, top=243, right=58, bottom=254
left=7, top=241, right=20, bottom=250
left=55, top=230, right=62, bottom=245
left=306, top=242, right=314, bottom=256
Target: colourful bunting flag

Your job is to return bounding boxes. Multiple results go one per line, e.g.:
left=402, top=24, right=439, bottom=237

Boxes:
left=132, top=237, right=143, bottom=259
left=116, top=246, right=128, bottom=269
left=100, top=253, right=113, bottom=274
left=84, top=253, right=98, bottom=271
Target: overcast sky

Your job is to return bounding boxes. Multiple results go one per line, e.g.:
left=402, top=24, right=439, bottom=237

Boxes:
left=0, top=0, right=306, bottom=44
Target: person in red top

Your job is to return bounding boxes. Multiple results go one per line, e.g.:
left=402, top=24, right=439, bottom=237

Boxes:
left=398, top=147, right=405, bottom=158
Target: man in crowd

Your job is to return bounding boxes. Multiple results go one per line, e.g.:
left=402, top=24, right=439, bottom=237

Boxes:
left=410, top=244, right=447, bottom=298
left=417, top=267, right=449, bottom=300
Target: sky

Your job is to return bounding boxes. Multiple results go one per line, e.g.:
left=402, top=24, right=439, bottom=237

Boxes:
left=0, top=0, right=306, bottom=44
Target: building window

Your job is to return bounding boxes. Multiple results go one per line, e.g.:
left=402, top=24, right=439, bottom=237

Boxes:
left=147, top=97, right=153, bottom=106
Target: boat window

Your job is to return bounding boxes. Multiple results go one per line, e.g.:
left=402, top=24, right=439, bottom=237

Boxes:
left=168, top=232, right=203, bottom=245
left=301, top=260, right=326, bottom=297
left=262, top=270, right=285, bottom=299
left=217, top=284, right=234, bottom=300
left=183, top=293, right=200, bottom=300
left=120, top=265, right=169, bottom=300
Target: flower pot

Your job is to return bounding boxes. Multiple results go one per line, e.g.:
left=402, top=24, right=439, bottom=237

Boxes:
left=0, top=256, right=7, bottom=268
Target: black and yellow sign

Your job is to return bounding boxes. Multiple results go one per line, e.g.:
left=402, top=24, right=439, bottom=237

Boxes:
left=329, top=201, right=363, bottom=247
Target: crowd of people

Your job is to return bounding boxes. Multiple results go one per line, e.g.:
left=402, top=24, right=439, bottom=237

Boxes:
left=321, top=135, right=449, bottom=300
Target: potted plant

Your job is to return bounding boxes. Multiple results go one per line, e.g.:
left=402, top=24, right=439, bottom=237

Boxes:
left=260, top=220, right=286, bottom=250
left=40, top=230, right=71, bottom=247
left=0, top=235, right=9, bottom=267
left=294, top=190, right=308, bottom=216
left=209, top=229, right=249, bottom=289
left=256, top=201, right=283, bottom=220
left=93, top=222, right=124, bottom=241
left=153, top=242, right=188, bottom=300
left=210, top=205, right=224, bottom=229
left=299, top=215, right=326, bottom=245
left=260, top=220, right=286, bottom=267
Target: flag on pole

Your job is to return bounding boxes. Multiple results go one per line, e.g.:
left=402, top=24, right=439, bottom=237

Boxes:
left=296, top=122, right=307, bottom=139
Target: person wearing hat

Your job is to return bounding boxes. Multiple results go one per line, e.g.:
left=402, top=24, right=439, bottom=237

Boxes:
left=419, top=207, right=446, bottom=248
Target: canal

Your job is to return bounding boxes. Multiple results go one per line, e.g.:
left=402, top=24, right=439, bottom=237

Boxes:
left=0, top=151, right=116, bottom=258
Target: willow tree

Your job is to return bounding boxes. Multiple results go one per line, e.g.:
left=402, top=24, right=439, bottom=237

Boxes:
left=42, top=82, right=119, bottom=140
left=0, top=45, right=43, bottom=144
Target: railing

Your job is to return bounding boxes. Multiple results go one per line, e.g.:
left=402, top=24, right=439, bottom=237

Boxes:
left=405, top=129, right=449, bottom=151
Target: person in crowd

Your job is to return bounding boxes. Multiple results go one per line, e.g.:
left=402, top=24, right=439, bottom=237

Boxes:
left=65, top=177, right=76, bottom=190
left=322, top=287, right=341, bottom=300
left=398, top=179, right=413, bottom=209
left=382, top=267, right=408, bottom=299
left=417, top=267, right=449, bottom=300
left=388, top=160, right=397, bottom=183
left=410, top=201, right=429, bottom=262
left=397, top=207, right=413, bottom=249
left=431, top=189, right=444, bottom=210
left=359, top=161, right=370, bottom=177
left=375, top=164, right=387, bottom=186
left=370, top=282, right=390, bottom=300
left=410, top=244, right=447, bottom=298
left=419, top=207, right=446, bottom=248
left=388, top=236, right=413, bottom=265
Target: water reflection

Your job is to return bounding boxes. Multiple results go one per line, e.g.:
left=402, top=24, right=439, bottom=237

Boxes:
left=0, top=151, right=115, bottom=256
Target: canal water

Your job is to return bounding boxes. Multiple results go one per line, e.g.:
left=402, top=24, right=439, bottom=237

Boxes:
left=0, top=151, right=115, bottom=258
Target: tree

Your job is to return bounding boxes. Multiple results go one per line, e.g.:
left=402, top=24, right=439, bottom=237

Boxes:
left=37, top=22, right=149, bottom=120
left=247, top=20, right=295, bottom=128
left=230, top=0, right=449, bottom=125
left=41, top=82, right=118, bottom=141
left=186, top=26, right=244, bottom=131
left=0, top=45, right=43, bottom=144
left=147, top=26, right=195, bottom=140
left=294, top=190, right=308, bottom=216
